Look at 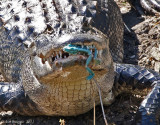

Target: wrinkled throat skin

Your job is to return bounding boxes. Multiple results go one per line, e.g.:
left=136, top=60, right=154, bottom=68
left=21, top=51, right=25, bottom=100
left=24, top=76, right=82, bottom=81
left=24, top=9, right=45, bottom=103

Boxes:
left=0, top=0, right=123, bottom=116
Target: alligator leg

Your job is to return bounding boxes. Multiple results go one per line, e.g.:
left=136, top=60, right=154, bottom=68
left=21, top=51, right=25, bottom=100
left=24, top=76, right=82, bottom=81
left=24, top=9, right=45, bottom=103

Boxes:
left=128, top=0, right=160, bottom=15
left=114, top=63, right=160, bottom=125
left=0, top=82, right=41, bottom=116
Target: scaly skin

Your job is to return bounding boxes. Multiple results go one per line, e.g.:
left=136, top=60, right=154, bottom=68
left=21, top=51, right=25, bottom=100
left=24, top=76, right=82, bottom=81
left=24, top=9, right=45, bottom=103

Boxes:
left=114, top=64, right=160, bottom=125
left=128, top=0, right=160, bottom=15
left=0, top=0, right=123, bottom=116
left=0, top=0, right=160, bottom=124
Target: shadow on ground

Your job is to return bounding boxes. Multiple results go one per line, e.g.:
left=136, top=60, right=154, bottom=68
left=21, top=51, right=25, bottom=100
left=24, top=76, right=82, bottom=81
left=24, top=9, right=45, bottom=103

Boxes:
left=122, top=8, right=144, bottom=65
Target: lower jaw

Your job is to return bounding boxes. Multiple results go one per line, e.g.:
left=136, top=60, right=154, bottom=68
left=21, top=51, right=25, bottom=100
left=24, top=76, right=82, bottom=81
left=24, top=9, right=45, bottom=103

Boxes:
left=37, top=65, right=108, bottom=116
left=39, top=73, right=108, bottom=116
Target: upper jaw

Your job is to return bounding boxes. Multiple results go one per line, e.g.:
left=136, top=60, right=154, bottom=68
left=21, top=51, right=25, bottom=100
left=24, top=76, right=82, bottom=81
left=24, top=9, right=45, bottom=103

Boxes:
left=56, top=34, right=107, bottom=49
left=36, top=33, right=108, bottom=57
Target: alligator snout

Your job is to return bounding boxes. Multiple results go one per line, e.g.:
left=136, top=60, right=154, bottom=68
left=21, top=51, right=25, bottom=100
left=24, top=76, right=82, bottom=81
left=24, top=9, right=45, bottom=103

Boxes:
left=34, top=34, right=108, bottom=70
left=31, top=34, right=111, bottom=89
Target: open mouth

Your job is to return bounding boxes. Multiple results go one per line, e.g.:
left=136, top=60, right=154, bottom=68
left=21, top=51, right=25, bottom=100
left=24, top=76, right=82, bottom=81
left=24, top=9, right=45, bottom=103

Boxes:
left=37, top=42, right=102, bottom=69
left=33, top=34, right=109, bottom=83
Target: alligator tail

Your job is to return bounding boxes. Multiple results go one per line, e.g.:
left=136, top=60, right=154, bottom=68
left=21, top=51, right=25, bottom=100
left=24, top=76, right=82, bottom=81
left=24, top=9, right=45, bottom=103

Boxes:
left=114, top=63, right=160, bottom=125
left=0, top=82, right=41, bottom=116
left=113, top=63, right=156, bottom=96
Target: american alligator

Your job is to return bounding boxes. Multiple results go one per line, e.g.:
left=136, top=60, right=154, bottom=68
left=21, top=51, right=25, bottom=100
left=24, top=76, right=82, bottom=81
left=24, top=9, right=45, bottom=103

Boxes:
left=0, top=0, right=160, bottom=125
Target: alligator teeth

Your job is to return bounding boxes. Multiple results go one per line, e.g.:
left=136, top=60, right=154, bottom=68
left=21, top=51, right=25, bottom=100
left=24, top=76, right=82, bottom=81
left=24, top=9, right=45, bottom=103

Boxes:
left=52, top=52, right=55, bottom=57
left=59, top=51, right=62, bottom=58
left=47, top=58, right=52, bottom=64
left=41, top=58, right=46, bottom=64
left=64, top=55, right=66, bottom=58
left=98, top=50, right=103, bottom=56
left=49, top=57, right=52, bottom=62
left=96, top=50, right=99, bottom=57
left=56, top=52, right=59, bottom=59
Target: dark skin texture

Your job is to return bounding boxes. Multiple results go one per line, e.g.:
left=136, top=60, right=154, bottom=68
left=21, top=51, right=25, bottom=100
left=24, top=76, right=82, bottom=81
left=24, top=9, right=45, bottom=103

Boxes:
left=0, top=0, right=123, bottom=116
left=0, top=0, right=160, bottom=124
left=128, top=0, right=160, bottom=15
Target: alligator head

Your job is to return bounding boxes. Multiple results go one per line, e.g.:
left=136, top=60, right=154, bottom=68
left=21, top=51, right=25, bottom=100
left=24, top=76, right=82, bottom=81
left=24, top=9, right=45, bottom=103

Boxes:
left=19, top=0, right=121, bottom=116
left=0, top=0, right=122, bottom=116
left=22, top=32, right=115, bottom=116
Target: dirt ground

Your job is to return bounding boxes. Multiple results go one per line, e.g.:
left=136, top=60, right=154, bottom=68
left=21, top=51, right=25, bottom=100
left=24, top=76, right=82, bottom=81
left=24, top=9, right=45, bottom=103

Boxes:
left=1, top=0, right=160, bottom=125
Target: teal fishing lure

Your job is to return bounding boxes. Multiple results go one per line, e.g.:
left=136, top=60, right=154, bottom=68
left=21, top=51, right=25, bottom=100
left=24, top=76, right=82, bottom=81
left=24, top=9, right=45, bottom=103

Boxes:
left=63, top=44, right=99, bottom=80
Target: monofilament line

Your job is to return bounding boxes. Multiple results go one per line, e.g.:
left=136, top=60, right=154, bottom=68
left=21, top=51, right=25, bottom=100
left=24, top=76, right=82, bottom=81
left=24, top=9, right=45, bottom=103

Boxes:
left=92, top=78, right=108, bottom=125
left=94, top=100, right=96, bottom=125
